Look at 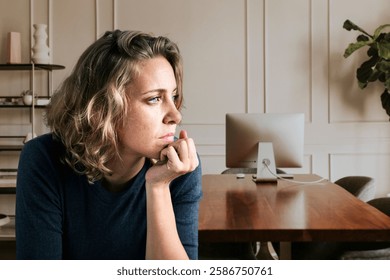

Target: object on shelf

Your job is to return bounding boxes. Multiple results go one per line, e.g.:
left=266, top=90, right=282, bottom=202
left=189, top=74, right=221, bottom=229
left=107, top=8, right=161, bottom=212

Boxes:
left=0, top=170, right=17, bottom=194
left=23, top=132, right=37, bottom=144
left=36, top=97, right=50, bottom=106
left=0, top=95, right=51, bottom=107
left=0, top=214, right=10, bottom=227
left=0, top=173, right=16, bottom=187
left=0, top=62, right=64, bottom=186
left=21, top=90, right=33, bottom=105
left=0, top=97, right=17, bottom=106
left=31, top=24, right=50, bottom=64
left=7, top=32, right=21, bottom=64
left=0, top=169, right=17, bottom=176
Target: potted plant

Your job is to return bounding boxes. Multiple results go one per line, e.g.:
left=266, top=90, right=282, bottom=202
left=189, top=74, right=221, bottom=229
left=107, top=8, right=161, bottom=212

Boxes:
left=343, top=20, right=390, bottom=118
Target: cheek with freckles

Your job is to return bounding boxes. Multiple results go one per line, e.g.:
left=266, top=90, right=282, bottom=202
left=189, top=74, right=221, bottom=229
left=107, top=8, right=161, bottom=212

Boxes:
left=118, top=117, right=165, bottom=160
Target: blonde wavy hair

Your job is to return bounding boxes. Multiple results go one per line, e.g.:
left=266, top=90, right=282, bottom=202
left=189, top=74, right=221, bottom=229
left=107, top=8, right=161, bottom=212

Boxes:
left=46, top=30, right=183, bottom=183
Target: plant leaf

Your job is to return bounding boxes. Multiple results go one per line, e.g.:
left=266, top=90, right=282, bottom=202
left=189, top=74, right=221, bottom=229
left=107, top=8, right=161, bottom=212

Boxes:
left=385, top=74, right=390, bottom=90
left=357, top=34, right=370, bottom=42
left=373, top=24, right=390, bottom=39
left=377, top=60, right=390, bottom=72
left=377, top=41, right=390, bottom=59
left=367, top=46, right=378, bottom=57
left=367, top=69, right=380, bottom=82
left=380, top=89, right=390, bottom=117
left=356, top=56, right=381, bottom=87
left=343, top=20, right=372, bottom=37
left=379, top=72, right=386, bottom=82
left=357, top=63, right=373, bottom=84
left=358, top=80, right=368, bottom=89
left=344, top=41, right=372, bottom=57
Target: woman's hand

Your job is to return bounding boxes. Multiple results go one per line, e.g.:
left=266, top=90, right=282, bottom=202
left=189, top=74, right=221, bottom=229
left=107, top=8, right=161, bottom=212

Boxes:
left=146, top=130, right=198, bottom=186
left=144, top=130, right=198, bottom=259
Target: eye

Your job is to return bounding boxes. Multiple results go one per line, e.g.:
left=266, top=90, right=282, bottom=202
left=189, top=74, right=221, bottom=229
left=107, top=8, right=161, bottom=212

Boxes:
left=172, top=94, right=179, bottom=104
left=147, top=96, right=161, bottom=104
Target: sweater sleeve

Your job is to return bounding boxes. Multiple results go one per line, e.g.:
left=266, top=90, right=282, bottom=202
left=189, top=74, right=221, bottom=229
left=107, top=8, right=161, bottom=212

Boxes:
left=16, top=137, right=64, bottom=259
left=170, top=158, right=203, bottom=260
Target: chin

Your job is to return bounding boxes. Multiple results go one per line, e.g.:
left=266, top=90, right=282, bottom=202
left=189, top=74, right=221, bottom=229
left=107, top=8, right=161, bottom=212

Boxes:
left=148, top=151, right=162, bottom=161
left=144, top=145, right=166, bottom=161
left=149, top=155, right=160, bottom=161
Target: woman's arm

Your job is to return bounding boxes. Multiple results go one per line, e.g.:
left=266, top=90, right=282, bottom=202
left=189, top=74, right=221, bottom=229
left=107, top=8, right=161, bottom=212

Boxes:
left=145, top=130, right=199, bottom=260
left=145, top=182, right=189, bottom=259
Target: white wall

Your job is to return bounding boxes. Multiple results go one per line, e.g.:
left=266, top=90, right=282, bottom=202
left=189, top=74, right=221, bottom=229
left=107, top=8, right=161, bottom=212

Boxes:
left=1, top=0, right=390, bottom=197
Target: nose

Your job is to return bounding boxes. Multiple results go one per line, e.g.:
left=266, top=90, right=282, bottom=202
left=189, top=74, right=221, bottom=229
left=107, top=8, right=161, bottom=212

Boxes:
left=163, top=100, right=182, bottom=125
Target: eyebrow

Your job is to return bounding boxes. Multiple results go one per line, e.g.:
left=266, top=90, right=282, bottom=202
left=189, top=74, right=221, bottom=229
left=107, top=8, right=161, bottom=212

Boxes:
left=141, top=87, right=178, bottom=96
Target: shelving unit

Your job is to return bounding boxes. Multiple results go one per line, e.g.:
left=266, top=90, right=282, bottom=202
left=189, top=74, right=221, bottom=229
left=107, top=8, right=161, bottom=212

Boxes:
left=0, top=63, right=64, bottom=132
left=0, top=63, right=64, bottom=71
left=0, top=63, right=65, bottom=192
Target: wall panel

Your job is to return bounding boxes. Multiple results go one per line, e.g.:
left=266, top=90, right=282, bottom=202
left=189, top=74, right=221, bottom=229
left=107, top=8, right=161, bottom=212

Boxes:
left=0, top=0, right=30, bottom=64
left=180, top=123, right=224, bottom=174
left=51, top=0, right=96, bottom=81
left=116, top=0, right=247, bottom=125
left=115, top=0, right=249, bottom=175
left=247, top=0, right=265, bottom=113
left=96, top=0, right=114, bottom=38
left=1, top=0, right=390, bottom=197
left=264, top=0, right=312, bottom=118
left=331, top=153, right=390, bottom=197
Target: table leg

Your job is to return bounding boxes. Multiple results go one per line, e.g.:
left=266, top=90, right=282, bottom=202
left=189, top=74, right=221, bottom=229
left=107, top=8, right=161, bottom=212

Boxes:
left=279, top=242, right=292, bottom=260
left=255, top=242, right=276, bottom=260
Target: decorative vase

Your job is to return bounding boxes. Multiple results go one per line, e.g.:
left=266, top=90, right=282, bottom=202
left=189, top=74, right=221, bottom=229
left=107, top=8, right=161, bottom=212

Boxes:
left=22, top=94, right=33, bottom=106
left=21, top=90, right=33, bottom=105
left=31, top=24, right=50, bottom=64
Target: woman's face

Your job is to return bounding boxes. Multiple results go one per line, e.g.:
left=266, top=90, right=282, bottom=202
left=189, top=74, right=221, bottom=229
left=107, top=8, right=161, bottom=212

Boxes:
left=118, top=56, right=182, bottom=161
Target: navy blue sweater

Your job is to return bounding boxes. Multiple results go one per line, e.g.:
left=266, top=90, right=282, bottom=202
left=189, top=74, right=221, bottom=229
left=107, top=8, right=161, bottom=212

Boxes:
left=16, top=133, right=202, bottom=260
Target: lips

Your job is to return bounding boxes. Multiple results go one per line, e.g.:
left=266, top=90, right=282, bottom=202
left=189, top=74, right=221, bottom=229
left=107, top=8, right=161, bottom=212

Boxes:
left=159, top=132, right=175, bottom=142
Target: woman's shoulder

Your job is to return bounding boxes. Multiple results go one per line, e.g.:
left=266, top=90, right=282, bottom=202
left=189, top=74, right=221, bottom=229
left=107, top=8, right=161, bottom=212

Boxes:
left=23, top=133, right=63, bottom=152
left=17, top=133, right=78, bottom=193
left=20, top=133, right=65, bottom=166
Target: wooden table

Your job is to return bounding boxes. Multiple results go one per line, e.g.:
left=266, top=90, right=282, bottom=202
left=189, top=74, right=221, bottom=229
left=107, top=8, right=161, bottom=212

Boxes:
left=198, top=174, right=390, bottom=258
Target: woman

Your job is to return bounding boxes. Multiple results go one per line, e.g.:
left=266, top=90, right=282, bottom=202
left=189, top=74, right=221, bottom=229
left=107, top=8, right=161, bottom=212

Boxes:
left=15, top=30, right=202, bottom=260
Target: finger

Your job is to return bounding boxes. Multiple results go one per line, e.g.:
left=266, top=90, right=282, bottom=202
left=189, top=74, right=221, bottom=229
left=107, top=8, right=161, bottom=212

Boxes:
left=160, top=140, right=182, bottom=164
left=185, top=138, right=199, bottom=169
left=177, top=139, right=189, bottom=165
left=179, top=130, right=188, bottom=139
left=159, top=145, right=169, bottom=162
left=174, top=138, right=197, bottom=170
left=165, top=145, right=183, bottom=170
left=174, top=139, right=189, bottom=162
left=165, top=140, right=191, bottom=171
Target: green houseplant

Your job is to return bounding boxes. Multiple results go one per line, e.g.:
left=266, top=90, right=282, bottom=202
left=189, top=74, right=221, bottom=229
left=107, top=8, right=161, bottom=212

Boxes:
left=343, top=19, right=390, bottom=118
